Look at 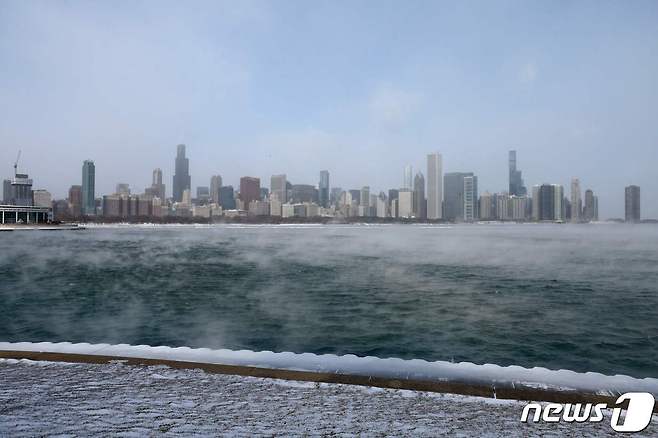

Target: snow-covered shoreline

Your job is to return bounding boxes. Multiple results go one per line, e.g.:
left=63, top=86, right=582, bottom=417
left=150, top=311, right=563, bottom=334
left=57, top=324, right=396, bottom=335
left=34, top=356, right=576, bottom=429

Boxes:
left=1, top=342, right=656, bottom=401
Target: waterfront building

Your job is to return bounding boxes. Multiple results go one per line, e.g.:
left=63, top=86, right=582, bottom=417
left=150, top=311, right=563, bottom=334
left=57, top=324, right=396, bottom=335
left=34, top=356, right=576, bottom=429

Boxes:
left=2, top=179, right=10, bottom=203
left=33, top=189, right=52, bottom=208
left=403, top=165, right=413, bottom=190
left=52, top=199, right=70, bottom=221
left=151, top=168, right=166, bottom=201
left=330, top=187, right=342, bottom=206
left=270, top=198, right=282, bottom=216
left=570, top=178, right=582, bottom=223
left=376, top=193, right=388, bottom=218
left=8, top=173, right=33, bottom=206
left=173, top=144, right=191, bottom=202
left=271, top=174, right=287, bottom=203
left=413, top=173, right=426, bottom=219
left=390, top=199, right=398, bottom=218
left=240, top=177, right=261, bottom=206
left=496, top=193, right=511, bottom=221
left=510, top=196, right=528, bottom=221
left=463, top=175, right=478, bottom=222
left=81, top=160, right=95, bottom=215
left=288, top=184, right=317, bottom=204
left=443, top=172, right=473, bottom=222
left=0, top=204, right=50, bottom=224
left=348, top=189, right=361, bottom=206
left=68, top=185, right=82, bottom=218
left=281, top=203, right=295, bottom=218
left=249, top=200, right=270, bottom=216
left=116, top=183, right=130, bottom=195
left=532, top=184, right=564, bottom=221
left=210, top=175, right=222, bottom=204
left=479, top=192, right=494, bottom=220
left=219, top=185, right=236, bottom=210
left=508, top=150, right=527, bottom=196
left=427, top=153, right=443, bottom=219
left=398, top=189, right=413, bottom=218
left=625, top=185, right=641, bottom=223
left=196, top=186, right=210, bottom=204
left=359, top=186, right=370, bottom=208
left=319, top=170, right=330, bottom=208
left=181, top=189, right=192, bottom=207
left=584, top=189, right=599, bottom=222
left=306, top=202, right=320, bottom=217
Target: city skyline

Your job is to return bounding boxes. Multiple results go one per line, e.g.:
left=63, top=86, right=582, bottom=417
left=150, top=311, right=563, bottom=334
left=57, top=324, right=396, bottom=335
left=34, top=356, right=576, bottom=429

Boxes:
left=1, top=1, right=657, bottom=218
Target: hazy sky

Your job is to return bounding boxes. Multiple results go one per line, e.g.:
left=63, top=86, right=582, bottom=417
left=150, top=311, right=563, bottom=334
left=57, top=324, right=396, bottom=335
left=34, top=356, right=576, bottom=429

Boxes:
left=1, top=0, right=657, bottom=218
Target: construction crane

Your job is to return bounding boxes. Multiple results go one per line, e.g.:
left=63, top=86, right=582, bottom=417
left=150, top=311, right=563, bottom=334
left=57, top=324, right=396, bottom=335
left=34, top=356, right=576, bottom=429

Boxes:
left=14, top=150, right=21, bottom=176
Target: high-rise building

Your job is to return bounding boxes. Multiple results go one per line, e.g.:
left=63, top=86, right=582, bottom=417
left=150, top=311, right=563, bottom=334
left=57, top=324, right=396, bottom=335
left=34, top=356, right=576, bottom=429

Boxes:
left=509, top=150, right=527, bottom=196
left=151, top=168, right=166, bottom=200
left=291, top=184, right=318, bottom=203
left=32, top=189, right=52, bottom=208
left=398, top=189, right=413, bottom=218
left=463, top=175, right=478, bottom=222
left=413, top=172, right=426, bottom=219
left=532, top=184, right=564, bottom=221
left=348, top=189, right=361, bottom=206
left=271, top=174, right=287, bottom=203
left=319, top=170, right=330, bottom=208
left=360, top=186, right=370, bottom=207
left=68, top=185, right=82, bottom=218
left=570, top=178, right=582, bottom=223
left=443, top=172, right=473, bottom=222
left=240, top=177, right=260, bottom=206
left=2, top=179, right=11, bottom=203
left=196, top=186, right=210, bottom=204
left=9, top=172, right=33, bottom=206
left=330, top=187, right=342, bottom=206
left=219, top=185, right=236, bottom=210
left=173, top=144, right=191, bottom=202
left=116, top=183, right=130, bottom=195
left=82, top=160, right=95, bottom=215
left=584, top=189, right=598, bottom=222
left=479, top=192, right=494, bottom=220
left=403, top=165, right=413, bottom=190
left=625, top=185, right=641, bottom=223
left=426, top=153, right=443, bottom=220
left=210, top=175, right=222, bottom=204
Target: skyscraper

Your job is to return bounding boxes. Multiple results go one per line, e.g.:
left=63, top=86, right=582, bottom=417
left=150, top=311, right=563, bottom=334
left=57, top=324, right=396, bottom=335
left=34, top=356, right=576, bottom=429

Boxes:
left=403, top=165, right=413, bottom=190
left=271, top=174, right=287, bottom=203
left=210, top=175, right=222, bottom=204
left=533, top=184, right=564, bottom=221
left=584, top=189, right=598, bottom=222
left=570, top=178, right=582, bottom=223
left=3, top=179, right=11, bottom=203
left=219, top=186, right=236, bottom=210
left=151, top=168, right=166, bottom=200
left=398, top=189, right=413, bottom=218
left=427, top=153, right=443, bottom=220
left=443, top=172, right=473, bottom=222
left=82, top=160, right=95, bottom=215
left=319, top=170, right=330, bottom=208
left=463, top=175, right=478, bottom=222
left=68, top=185, right=82, bottom=218
left=413, top=172, right=426, bottom=219
left=173, top=144, right=191, bottom=202
left=625, top=185, right=641, bottom=223
left=509, top=150, right=527, bottom=196
left=240, top=177, right=260, bottom=206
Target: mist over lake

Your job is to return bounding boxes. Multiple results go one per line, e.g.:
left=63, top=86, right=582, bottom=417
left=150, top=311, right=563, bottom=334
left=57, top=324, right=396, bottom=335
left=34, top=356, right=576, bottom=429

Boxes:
left=1, top=223, right=657, bottom=378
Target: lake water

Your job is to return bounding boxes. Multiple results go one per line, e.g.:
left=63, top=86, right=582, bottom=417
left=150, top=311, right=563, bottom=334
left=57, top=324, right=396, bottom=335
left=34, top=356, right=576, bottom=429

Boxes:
left=1, top=223, right=656, bottom=378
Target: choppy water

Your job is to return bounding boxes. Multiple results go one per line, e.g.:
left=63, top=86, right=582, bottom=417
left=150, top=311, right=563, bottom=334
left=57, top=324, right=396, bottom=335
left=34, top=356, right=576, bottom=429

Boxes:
left=1, top=223, right=657, bottom=378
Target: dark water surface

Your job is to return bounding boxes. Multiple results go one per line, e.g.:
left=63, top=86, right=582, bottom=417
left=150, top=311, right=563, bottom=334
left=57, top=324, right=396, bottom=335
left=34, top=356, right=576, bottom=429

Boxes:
left=1, top=223, right=657, bottom=378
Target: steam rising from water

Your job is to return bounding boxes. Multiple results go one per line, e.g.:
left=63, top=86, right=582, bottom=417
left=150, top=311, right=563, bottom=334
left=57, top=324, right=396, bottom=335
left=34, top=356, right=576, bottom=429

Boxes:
left=1, top=224, right=657, bottom=378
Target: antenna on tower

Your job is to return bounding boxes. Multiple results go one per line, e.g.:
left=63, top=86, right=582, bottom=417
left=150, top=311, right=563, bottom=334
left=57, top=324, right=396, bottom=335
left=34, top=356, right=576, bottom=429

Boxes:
left=14, top=150, right=21, bottom=177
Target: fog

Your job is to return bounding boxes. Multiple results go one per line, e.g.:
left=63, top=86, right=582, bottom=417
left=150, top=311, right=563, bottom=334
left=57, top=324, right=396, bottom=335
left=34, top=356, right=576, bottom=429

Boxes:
left=1, top=224, right=657, bottom=376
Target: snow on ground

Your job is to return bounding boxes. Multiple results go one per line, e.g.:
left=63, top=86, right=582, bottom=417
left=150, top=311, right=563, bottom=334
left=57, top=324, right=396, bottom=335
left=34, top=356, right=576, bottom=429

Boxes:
left=2, top=359, right=653, bottom=437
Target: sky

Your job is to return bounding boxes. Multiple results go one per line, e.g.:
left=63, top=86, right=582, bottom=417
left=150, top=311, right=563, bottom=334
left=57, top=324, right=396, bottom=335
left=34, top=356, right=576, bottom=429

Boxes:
left=1, top=0, right=657, bottom=219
